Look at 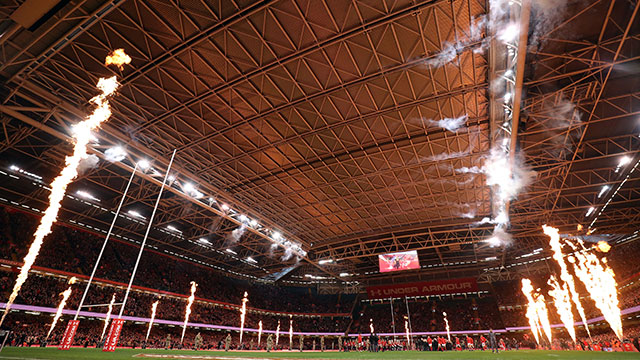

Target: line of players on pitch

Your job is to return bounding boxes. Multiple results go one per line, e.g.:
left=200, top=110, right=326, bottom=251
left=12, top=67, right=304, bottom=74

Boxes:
left=340, top=331, right=509, bottom=353
left=181, top=332, right=510, bottom=352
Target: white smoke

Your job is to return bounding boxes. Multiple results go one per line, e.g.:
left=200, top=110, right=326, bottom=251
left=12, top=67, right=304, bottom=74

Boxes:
left=484, top=148, right=536, bottom=208
left=104, top=146, right=126, bottom=162
left=445, top=175, right=477, bottom=187
left=424, top=43, right=460, bottom=68
left=458, top=211, right=476, bottom=219
left=456, top=148, right=535, bottom=238
left=455, top=165, right=482, bottom=174
left=497, top=22, right=520, bottom=43
left=477, top=217, right=494, bottom=225
left=227, top=225, right=247, bottom=243
left=78, top=154, right=100, bottom=174
left=269, top=242, right=278, bottom=257
left=532, top=96, right=582, bottom=158
left=461, top=0, right=568, bottom=244
left=491, top=227, right=513, bottom=245
left=425, top=115, right=468, bottom=132
left=528, top=0, right=573, bottom=51
left=424, top=149, right=470, bottom=163
left=548, top=98, right=581, bottom=128
left=426, top=0, right=571, bottom=70
left=423, top=16, right=488, bottom=68
left=278, top=240, right=305, bottom=262
left=281, top=247, right=294, bottom=261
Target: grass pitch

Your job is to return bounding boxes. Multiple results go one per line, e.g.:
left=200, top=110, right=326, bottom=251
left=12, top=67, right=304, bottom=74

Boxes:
left=0, top=348, right=637, bottom=360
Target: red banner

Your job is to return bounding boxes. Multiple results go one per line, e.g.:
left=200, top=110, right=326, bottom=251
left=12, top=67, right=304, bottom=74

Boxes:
left=366, top=278, right=478, bottom=299
left=102, top=319, right=124, bottom=352
left=58, top=320, right=79, bottom=350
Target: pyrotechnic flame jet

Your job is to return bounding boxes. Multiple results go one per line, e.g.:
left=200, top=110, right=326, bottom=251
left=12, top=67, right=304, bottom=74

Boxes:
left=100, top=293, right=117, bottom=340
left=105, top=49, right=131, bottom=70
left=369, top=318, right=374, bottom=334
left=145, top=300, right=159, bottom=342
left=0, top=50, right=130, bottom=327
left=404, top=317, right=410, bottom=345
left=521, top=279, right=552, bottom=345
left=543, top=225, right=591, bottom=338
left=289, top=315, right=293, bottom=350
left=46, top=277, right=77, bottom=339
left=275, top=320, right=280, bottom=346
left=443, top=312, right=451, bottom=341
left=180, top=281, right=198, bottom=344
left=239, top=291, right=248, bottom=344
left=548, top=276, right=576, bottom=343
left=596, top=241, right=611, bottom=253
left=258, top=320, right=263, bottom=346
left=538, top=301, right=553, bottom=345
left=566, top=238, right=623, bottom=340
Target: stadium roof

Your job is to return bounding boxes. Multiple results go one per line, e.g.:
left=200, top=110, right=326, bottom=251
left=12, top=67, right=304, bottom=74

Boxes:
left=0, top=0, right=638, bottom=289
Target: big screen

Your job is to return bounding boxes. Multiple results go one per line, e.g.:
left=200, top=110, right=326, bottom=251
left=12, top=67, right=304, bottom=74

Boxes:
left=378, top=250, right=420, bottom=273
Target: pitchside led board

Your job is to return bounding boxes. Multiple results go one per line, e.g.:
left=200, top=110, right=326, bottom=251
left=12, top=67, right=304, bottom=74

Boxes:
left=378, top=250, right=420, bottom=273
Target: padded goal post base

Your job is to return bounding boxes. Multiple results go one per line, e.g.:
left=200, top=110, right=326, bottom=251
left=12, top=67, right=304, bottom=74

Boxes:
left=103, top=318, right=124, bottom=352
left=58, top=320, right=79, bottom=350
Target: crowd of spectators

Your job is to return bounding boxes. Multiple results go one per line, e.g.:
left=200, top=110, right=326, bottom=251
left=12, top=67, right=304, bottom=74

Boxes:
left=0, top=206, right=355, bottom=315
left=0, top=206, right=353, bottom=344
left=3, top=205, right=640, bottom=350
left=353, top=296, right=503, bottom=333
left=0, top=271, right=350, bottom=335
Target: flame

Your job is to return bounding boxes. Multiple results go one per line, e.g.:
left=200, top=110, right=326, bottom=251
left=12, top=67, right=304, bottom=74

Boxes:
left=548, top=276, right=576, bottom=343
left=239, top=291, right=248, bottom=344
left=567, top=238, right=623, bottom=340
left=289, top=315, right=293, bottom=349
left=105, top=49, right=131, bottom=70
left=521, top=279, right=552, bottom=344
left=535, top=295, right=553, bottom=344
left=100, top=293, right=116, bottom=340
left=180, top=281, right=197, bottom=343
left=522, top=280, right=541, bottom=344
left=404, top=318, right=410, bottom=345
left=0, top=70, right=123, bottom=327
left=46, top=282, right=75, bottom=339
left=369, top=318, right=374, bottom=334
left=596, top=241, right=611, bottom=253
left=443, top=312, right=450, bottom=341
left=275, top=320, right=280, bottom=346
left=258, top=320, right=263, bottom=346
left=543, top=225, right=591, bottom=338
left=146, top=300, right=159, bottom=342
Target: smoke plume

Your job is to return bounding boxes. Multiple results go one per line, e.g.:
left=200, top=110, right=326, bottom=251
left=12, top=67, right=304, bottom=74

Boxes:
left=78, top=154, right=100, bottom=174
left=425, top=115, right=468, bottom=132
